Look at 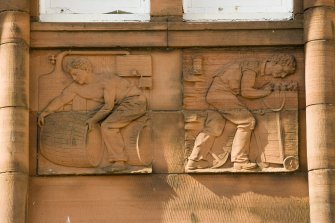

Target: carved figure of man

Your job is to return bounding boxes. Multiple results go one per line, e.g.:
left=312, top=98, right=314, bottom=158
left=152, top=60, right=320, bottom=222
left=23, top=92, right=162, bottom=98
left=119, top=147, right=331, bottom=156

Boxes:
left=186, top=54, right=296, bottom=171
left=38, top=57, right=147, bottom=172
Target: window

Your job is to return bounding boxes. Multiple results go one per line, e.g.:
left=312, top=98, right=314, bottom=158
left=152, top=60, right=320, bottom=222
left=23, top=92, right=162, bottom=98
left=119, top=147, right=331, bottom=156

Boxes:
left=39, top=0, right=150, bottom=22
left=183, top=0, right=294, bottom=21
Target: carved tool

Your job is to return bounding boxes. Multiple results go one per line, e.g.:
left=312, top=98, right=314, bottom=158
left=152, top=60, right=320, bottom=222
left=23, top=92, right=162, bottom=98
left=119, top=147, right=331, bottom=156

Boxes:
left=210, top=151, right=229, bottom=169
left=253, top=130, right=267, bottom=164
left=262, top=90, right=286, bottom=163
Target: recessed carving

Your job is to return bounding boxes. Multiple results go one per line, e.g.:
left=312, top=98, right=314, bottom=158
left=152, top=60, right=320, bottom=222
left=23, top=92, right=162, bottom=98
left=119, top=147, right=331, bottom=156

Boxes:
left=37, top=51, right=152, bottom=174
left=184, top=53, right=299, bottom=173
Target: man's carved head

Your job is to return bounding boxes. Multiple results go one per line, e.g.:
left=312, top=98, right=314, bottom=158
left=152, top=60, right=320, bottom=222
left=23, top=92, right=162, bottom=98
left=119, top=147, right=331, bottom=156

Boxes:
left=65, top=57, right=93, bottom=85
left=65, top=57, right=93, bottom=73
left=267, top=54, right=296, bottom=78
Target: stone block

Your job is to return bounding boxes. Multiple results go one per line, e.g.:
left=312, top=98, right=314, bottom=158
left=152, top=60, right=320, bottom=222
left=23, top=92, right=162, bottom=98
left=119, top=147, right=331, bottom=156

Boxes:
left=28, top=174, right=309, bottom=223
left=304, top=0, right=335, bottom=9
left=306, top=104, right=335, bottom=170
left=0, top=0, right=30, bottom=12
left=304, top=7, right=335, bottom=42
left=0, top=43, right=29, bottom=108
left=0, top=107, right=29, bottom=173
left=151, top=112, right=185, bottom=173
left=305, top=40, right=335, bottom=106
left=151, top=0, right=183, bottom=16
left=0, top=11, right=30, bottom=44
left=0, top=172, right=28, bottom=223
left=308, top=169, right=335, bottom=222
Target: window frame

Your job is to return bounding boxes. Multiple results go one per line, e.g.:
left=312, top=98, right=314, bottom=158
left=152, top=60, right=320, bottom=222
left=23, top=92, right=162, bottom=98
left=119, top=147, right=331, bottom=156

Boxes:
left=182, top=0, right=294, bottom=22
left=39, top=0, right=151, bottom=22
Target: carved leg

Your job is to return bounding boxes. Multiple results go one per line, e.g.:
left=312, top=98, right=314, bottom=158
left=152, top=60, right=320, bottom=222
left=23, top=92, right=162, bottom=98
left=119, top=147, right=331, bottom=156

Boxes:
left=186, top=132, right=214, bottom=170
left=100, top=96, right=146, bottom=172
left=220, top=109, right=257, bottom=170
left=101, top=127, right=127, bottom=162
left=185, top=111, right=226, bottom=170
left=100, top=126, right=127, bottom=172
left=230, top=128, right=252, bottom=163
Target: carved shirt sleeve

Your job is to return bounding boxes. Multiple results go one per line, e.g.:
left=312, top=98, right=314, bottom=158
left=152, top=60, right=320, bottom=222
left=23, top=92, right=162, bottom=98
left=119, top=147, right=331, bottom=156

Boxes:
left=240, top=64, right=271, bottom=99
left=208, top=63, right=243, bottom=96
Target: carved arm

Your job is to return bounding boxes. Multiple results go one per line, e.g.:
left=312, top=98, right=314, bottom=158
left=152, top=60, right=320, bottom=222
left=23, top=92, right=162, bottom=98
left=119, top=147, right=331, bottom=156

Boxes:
left=240, top=70, right=271, bottom=99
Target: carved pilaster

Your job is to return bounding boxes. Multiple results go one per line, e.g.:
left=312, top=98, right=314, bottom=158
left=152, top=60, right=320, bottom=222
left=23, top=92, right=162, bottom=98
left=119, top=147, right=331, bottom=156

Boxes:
left=0, top=1, right=30, bottom=223
left=305, top=1, right=335, bottom=222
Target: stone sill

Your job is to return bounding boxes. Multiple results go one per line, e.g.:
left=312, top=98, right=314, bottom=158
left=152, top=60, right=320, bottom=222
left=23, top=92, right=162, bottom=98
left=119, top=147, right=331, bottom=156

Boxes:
left=30, top=19, right=303, bottom=48
left=31, top=19, right=302, bottom=31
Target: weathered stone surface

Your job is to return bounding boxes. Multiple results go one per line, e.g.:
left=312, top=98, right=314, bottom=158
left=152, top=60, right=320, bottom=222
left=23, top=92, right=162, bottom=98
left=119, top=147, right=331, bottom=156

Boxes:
left=35, top=53, right=153, bottom=174
left=305, top=40, right=335, bottom=106
left=294, top=0, right=304, bottom=15
left=0, top=173, right=28, bottom=223
left=0, top=107, right=29, bottom=173
left=182, top=50, right=305, bottom=109
left=28, top=174, right=309, bottom=223
left=304, top=7, right=335, bottom=42
left=0, top=0, right=30, bottom=12
left=29, top=111, right=38, bottom=175
left=151, top=0, right=183, bottom=16
left=306, top=104, right=335, bottom=170
left=150, top=51, right=183, bottom=110
left=31, top=30, right=167, bottom=48
left=304, top=0, right=335, bottom=9
left=30, top=50, right=186, bottom=174
left=0, top=43, right=29, bottom=108
left=182, top=49, right=303, bottom=173
left=151, top=112, right=185, bottom=173
left=30, top=21, right=304, bottom=48
left=30, top=0, right=39, bottom=19
left=0, top=11, right=30, bottom=44
left=0, top=1, right=314, bottom=223
left=31, top=21, right=168, bottom=31
left=168, top=29, right=303, bottom=47
left=304, top=3, right=335, bottom=223
left=299, top=110, right=308, bottom=171
left=37, top=111, right=185, bottom=175
left=308, top=169, right=335, bottom=223
left=30, top=49, right=305, bottom=175
left=0, top=3, right=30, bottom=223
left=30, top=50, right=183, bottom=111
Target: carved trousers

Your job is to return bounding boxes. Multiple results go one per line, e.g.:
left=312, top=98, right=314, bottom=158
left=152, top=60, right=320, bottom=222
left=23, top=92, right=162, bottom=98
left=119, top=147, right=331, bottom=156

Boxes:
left=189, top=111, right=225, bottom=161
left=222, top=108, right=255, bottom=163
left=189, top=109, right=255, bottom=163
left=100, top=95, right=146, bottom=162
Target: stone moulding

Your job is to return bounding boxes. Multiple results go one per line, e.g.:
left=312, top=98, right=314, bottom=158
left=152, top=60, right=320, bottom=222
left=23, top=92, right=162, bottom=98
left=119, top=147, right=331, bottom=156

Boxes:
left=37, top=51, right=153, bottom=175
left=183, top=51, right=300, bottom=173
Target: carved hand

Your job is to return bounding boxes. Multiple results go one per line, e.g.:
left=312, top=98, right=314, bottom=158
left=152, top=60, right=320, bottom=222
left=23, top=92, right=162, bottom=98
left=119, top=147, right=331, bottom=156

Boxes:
left=86, top=118, right=98, bottom=132
left=38, top=112, right=46, bottom=127
left=263, top=83, right=274, bottom=91
left=264, top=89, right=272, bottom=96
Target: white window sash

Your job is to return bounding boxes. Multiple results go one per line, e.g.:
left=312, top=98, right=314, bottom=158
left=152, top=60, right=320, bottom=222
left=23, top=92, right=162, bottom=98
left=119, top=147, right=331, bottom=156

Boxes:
left=39, top=0, right=150, bottom=22
left=183, top=0, right=294, bottom=21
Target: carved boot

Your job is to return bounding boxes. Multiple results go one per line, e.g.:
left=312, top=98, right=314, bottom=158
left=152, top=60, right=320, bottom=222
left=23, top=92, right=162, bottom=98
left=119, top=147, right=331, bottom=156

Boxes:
left=233, top=161, right=257, bottom=170
left=185, top=159, right=209, bottom=171
left=103, top=161, right=127, bottom=173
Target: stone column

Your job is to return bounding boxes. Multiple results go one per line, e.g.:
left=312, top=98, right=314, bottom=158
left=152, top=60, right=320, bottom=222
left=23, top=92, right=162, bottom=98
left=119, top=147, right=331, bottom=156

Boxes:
left=0, top=1, right=30, bottom=223
left=304, top=0, right=335, bottom=222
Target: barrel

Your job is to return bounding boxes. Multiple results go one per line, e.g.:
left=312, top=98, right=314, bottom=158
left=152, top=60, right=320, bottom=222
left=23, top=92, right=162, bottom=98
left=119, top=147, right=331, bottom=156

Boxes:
left=39, top=112, right=103, bottom=168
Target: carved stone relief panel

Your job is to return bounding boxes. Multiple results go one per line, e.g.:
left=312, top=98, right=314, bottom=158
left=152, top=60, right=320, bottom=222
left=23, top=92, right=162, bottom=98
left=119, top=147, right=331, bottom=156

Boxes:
left=183, top=50, right=302, bottom=173
left=31, top=49, right=302, bottom=175
left=35, top=51, right=156, bottom=174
